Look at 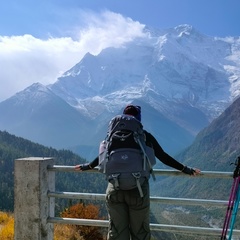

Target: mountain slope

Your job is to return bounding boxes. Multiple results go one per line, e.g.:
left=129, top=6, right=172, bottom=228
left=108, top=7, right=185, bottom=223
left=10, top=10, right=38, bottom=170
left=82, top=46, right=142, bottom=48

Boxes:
left=152, top=96, right=240, bottom=201
left=178, top=95, right=240, bottom=171
left=0, top=86, right=196, bottom=157
left=0, top=83, right=93, bottom=149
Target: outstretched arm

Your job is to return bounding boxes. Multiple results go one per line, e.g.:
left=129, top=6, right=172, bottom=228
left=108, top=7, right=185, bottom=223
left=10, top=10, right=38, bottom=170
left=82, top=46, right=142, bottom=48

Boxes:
left=145, top=131, right=200, bottom=176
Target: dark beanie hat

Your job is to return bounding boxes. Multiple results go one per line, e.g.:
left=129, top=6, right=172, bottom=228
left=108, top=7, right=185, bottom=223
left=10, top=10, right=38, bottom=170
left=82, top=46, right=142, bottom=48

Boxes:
left=123, top=105, right=141, bottom=121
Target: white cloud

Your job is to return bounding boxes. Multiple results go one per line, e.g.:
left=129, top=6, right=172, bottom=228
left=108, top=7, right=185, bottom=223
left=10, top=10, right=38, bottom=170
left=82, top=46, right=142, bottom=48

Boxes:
left=0, top=11, right=146, bottom=101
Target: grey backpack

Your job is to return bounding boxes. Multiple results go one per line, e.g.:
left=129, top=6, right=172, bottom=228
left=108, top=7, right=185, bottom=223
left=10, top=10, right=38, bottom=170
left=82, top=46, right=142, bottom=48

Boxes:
left=98, top=114, right=156, bottom=197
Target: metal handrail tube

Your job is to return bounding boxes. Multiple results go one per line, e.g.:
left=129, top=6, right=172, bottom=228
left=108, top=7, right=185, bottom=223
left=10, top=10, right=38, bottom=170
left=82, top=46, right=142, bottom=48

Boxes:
left=150, top=223, right=240, bottom=236
left=48, top=191, right=228, bottom=207
left=48, top=165, right=233, bottom=178
left=48, top=217, right=108, bottom=227
left=48, top=191, right=106, bottom=201
left=150, top=196, right=228, bottom=206
left=47, top=165, right=238, bottom=237
left=153, top=169, right=232, bottom=178
left=47, top=217, right=240, bottom=236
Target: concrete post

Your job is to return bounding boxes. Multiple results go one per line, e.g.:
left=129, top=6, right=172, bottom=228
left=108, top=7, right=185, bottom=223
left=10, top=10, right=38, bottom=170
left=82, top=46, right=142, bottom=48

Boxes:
left=14, top=157, right=55, bottom=240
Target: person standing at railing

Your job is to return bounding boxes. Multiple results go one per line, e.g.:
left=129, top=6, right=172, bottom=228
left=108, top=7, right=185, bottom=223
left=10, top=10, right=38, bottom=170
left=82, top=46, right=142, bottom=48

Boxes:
left=75, top=104, right=201, bottom=240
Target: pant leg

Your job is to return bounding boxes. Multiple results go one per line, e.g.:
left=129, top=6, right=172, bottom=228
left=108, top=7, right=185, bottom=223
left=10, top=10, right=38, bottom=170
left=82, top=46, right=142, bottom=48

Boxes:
left=127, top=180, right=151, bottom=240
left=106, top=183, right=131, bottom=240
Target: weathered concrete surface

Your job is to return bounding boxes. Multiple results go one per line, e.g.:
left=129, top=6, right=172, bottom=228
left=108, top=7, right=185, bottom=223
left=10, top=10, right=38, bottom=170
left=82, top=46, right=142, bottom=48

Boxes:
left=14, top=157, right=55, bottom=240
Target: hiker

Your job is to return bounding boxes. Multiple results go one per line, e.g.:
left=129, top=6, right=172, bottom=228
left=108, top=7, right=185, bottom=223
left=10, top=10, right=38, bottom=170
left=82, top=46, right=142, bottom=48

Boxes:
left=75, top=104, right=201, bottom=240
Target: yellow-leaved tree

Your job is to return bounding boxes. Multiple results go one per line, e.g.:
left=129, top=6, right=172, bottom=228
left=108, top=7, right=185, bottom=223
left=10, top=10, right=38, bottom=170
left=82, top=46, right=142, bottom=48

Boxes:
left=54, top=203, right=105, bottom=240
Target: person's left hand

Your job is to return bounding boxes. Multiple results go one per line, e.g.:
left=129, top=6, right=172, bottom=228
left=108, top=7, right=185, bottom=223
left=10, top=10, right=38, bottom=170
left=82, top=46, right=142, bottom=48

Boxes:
left=182, top=166, right=201, bottom=176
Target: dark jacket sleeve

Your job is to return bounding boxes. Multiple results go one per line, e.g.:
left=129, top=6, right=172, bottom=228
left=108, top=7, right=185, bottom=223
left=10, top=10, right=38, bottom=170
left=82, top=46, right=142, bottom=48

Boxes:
left=88, top=156, right=99, bottom=169
left=145, top=130, right=184, bottom=171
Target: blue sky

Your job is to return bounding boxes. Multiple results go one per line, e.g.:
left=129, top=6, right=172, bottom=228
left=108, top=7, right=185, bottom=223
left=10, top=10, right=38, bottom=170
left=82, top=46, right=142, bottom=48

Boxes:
left=0, top=0, right=240, bottom=101
left=1, top=0, right=239, bottom=38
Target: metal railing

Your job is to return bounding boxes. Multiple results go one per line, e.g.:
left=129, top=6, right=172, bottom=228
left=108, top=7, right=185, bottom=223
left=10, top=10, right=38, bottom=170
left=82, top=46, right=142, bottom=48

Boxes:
left=47, top=166, right=240, bottom=237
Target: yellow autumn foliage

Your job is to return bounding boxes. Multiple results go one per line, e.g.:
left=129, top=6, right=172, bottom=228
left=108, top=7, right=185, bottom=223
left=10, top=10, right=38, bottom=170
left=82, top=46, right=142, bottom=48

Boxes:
left=0, top=203, right=105, bottom=240
left=0, top=212, right=14, bottom=240
left=54, top=224, right=84, bottom=240
left=0, top=212, right=9, bottom=224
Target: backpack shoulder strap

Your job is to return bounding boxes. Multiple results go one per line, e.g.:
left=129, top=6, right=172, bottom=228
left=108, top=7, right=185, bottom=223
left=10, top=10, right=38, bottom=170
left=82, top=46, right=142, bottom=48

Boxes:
left=134, top=133, right=156, bottom=181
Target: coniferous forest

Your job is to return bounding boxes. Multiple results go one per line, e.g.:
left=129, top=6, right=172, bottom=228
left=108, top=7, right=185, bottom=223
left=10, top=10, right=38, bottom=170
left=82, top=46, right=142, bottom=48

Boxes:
left=0, top=130, right=106, bottom=213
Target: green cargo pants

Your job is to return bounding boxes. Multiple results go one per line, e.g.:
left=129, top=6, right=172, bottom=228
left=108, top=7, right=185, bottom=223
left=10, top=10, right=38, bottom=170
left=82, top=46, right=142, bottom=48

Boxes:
left=106, top=179, right=151, bottom=240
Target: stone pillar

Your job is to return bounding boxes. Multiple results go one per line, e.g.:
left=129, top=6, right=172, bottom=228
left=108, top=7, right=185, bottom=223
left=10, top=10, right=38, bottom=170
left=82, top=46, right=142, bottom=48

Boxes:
left=14, top=157, right=55, bottom=240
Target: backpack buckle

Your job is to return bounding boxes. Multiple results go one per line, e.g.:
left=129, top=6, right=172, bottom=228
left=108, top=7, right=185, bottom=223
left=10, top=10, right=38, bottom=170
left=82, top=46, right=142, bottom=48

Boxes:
left=132, top=172, right=141, bottom=179
left=111, top=173, right=120, bottom=190
left=132, top=172, right=144, bottom=198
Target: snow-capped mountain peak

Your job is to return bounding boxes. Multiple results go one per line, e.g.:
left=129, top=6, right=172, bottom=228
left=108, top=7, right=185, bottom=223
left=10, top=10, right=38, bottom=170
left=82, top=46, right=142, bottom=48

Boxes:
left=0, top=25, right=239, bottom=156
left=49, top=25, right=240, bottom=122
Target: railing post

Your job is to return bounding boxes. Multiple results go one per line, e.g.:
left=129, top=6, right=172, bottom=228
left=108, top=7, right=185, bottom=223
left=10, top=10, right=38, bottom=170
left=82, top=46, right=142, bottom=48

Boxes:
left=14, top=157, right=55, bottom=240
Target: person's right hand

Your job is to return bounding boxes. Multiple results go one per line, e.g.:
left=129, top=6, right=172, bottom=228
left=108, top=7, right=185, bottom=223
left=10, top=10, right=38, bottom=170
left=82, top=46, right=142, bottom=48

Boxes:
left=75, top=163, right=91, bottom=171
